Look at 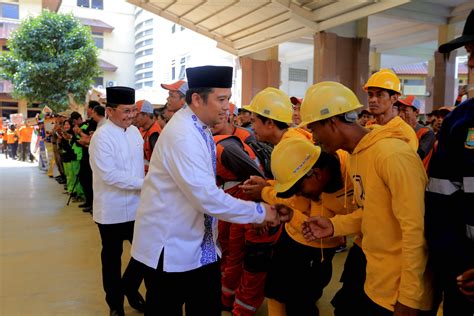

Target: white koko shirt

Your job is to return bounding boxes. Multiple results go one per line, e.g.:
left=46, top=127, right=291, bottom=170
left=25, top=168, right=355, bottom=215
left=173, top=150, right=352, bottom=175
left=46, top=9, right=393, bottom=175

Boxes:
left=89, top=119, right=144, bottom=224
left=131, top=105, right=265, bottom=272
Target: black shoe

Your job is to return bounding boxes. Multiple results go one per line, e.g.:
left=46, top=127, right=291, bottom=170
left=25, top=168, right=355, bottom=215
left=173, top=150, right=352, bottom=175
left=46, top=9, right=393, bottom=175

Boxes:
left=109, top=309, right=125, bottom=316
left=82, top=206, right=93, bottom=213
left=78, top=203, right=89, bottom=208
left=126, top=291, right=145, bottom=312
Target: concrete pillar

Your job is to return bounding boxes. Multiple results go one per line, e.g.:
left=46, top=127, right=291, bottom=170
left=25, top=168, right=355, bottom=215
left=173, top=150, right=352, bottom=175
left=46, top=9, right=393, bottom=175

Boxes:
left=369, top=50, right=381, bottom=74
left=424, top=59, right=435, bottom=113
left=240, top=46, right=280, bottom=105
left=313, top=31, right=370, bottom=105
left=432, top=24, right=457, bottom=109
left=18, top=99, right=27, bottom=118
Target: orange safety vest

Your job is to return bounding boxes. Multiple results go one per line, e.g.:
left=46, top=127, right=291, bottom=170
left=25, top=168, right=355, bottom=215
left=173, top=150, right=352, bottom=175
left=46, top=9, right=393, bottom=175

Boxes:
left=416, top=127, right=433, bottom=171
left=214, top=135, right=259, bottom=185
left=19, top=126, right=34, bottom=143
left=6, top=130, right=17, bottom=144
left=143, top=121, right=162, bottom=173
left=232, top=126, right=253, bottom=144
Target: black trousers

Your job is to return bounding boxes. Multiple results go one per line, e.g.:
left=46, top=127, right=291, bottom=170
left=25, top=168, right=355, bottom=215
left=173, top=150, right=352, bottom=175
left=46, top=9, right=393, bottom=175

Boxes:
left=144, top=252, right=221, bottom=316
left=97, top=221, right=144, bottom=310
left=8, top=143, right=17, bottom=159
left=79, top=159, right=93, bottom=206
left=332, top=243, right=367, bottom=316
left=21, top=142, right=34, bottom=162
left=265, top=229, right=336, bottom=316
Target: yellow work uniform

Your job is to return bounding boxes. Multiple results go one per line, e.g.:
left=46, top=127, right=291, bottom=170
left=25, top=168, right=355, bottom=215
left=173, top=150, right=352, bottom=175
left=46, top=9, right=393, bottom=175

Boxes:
left=330, top=123, right=429, bottom=311
left=263, top=150, right=358, bottom=248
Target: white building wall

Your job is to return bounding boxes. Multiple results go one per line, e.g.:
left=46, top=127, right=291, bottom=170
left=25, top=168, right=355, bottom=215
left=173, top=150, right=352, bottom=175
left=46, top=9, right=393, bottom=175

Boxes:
left=279, top=42, right=314, bottom=99
left=18, top=0, right=42, bottom=19
left=134, top=14, right=238, bottom=105
left=59, top=0, right=136, bottom=88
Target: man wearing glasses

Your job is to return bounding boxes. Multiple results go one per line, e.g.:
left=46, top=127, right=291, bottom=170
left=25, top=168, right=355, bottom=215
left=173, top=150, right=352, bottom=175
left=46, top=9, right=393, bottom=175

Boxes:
left=89, top=86, right=146, bottom=316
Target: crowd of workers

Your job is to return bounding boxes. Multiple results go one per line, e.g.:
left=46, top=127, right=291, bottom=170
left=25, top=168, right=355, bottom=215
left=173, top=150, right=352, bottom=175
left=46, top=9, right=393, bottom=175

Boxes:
left=1, top=9, right=473, bottom=316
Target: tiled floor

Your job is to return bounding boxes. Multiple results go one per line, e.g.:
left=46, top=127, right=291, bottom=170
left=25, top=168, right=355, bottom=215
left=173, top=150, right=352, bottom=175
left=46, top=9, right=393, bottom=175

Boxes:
left=0, top=155, right=347, bottom=315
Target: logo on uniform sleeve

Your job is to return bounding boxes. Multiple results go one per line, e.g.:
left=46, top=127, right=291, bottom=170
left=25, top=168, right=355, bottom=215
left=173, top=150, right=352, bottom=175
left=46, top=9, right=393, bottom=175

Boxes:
left=465, top=127, right=474, bottom=149
left=353, top=174, right=365, bottom=201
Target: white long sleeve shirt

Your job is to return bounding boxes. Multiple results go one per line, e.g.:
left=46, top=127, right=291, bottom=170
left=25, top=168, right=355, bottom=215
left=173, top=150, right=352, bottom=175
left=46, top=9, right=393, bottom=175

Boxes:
left=89, top=120, right=144, bottom=224
left=131, top=105, right=265, bottom=272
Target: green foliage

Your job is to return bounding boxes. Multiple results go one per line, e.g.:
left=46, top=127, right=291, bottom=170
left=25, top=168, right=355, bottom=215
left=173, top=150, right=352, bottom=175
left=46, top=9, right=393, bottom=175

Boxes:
left=0, top=11, right=100, bottom=112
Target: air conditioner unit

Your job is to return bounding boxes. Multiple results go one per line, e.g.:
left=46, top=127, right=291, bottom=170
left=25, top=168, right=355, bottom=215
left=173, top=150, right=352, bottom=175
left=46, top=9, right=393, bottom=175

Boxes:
left=106, top=80, right=117, bottom=87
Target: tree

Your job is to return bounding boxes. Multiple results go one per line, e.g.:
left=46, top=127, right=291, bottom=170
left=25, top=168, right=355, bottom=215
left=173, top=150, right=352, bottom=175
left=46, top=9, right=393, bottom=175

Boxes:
left=0, top=11, right=100, bottom=112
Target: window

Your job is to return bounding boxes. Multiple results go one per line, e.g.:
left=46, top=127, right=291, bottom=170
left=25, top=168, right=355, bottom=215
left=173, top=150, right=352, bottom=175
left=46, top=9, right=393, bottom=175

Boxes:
left=135, top=71, right=153, bottom=81
left=181, top=25, right=185, bottom=31
left=403, top=79, right=424, bottom=86
left=171, top=59, right=176, bottom=80
left=0, top=101, right=18, bottom=107
left=135, top=61, right=153, bottom=71
left=92, top=32, right=104, bottom=49
left=1, top=3, right=19, bottom=19
left=91, top=0, right=103, bottom=9
left=179, top=57, right=186, bottom=80
left=93, top=77, right=104, bottom=87
left=135, top=8, right=143, bottom=17
left=171, top=24, right=176, bottom=34
left=136, top=28, right=153, bottom=40
left=135, top=48, right=153, bottom=59
left=144, top=81, right=153, bottom=87
left=288, top=68, right=308, bottom=82
left=135, top=39, right=153, bottom=49
left=0, top=81, right=4, bottom=92
left=77, top=0, right=103, bottom=9
left=27, top=110, right=41, bottom=118
left=135, top=19, right=153, bottom=31
left=135, top=82, right=143, bottom=89
left=77, top=0, right=89, bottom=7
left=1, top=45, right=9, bottom=51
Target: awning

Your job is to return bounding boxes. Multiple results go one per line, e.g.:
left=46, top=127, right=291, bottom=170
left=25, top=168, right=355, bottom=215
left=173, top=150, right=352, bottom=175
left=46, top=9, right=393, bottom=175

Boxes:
left=77, top=17, right=114, bottom=33
left=99, top=59, right=118, bottom=72
left=127, top=0, right=411, bottom=56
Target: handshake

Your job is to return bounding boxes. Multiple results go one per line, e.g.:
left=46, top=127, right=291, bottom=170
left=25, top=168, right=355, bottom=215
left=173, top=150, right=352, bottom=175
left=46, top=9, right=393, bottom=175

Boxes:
left=261, top=203, right=293, bottom=227
left=261, top=203, right=335, bottom=240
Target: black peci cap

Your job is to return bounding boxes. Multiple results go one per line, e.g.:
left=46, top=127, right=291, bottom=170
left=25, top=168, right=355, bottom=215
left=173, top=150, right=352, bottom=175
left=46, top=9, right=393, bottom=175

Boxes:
left=186, top=66, right=233, bottom=89
left=439, top=10, right=474, bottom=53
left=106, top=86, right=135, bottom=105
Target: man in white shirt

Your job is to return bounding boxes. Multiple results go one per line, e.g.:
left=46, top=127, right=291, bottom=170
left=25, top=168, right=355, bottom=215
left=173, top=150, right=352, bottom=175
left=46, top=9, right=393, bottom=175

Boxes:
left=89, top=87, right=145, bottom=316
left=131, top=66, right=280, bottom=315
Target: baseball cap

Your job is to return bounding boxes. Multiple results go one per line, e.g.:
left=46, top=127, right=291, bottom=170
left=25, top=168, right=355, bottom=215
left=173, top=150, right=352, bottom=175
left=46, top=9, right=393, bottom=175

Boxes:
left=397, top=95, right=421, bottom=110
left=161, top=80, right=189, bottom=95
left=290, top=96, right=303, bottom=106
left=229, top=103, right=238, bottom=116
left=136, top=100, right=154, bottom=114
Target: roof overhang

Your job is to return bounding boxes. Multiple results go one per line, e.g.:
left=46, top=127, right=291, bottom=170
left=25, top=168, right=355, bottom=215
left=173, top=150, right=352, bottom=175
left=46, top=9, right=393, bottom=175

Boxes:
left=99, top=59, right=118, bottom=72
left=42, top=0, right=62, bottom=12
left=128, top=0, right=410, bottom=56
left=77, top=17, right=115, bottom=33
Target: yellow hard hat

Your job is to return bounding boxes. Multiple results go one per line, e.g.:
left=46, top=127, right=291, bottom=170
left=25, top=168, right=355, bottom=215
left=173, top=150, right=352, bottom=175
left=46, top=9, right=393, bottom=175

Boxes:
left=363, top=68, right=401, bottom=94
left=299, top=81, right=363, bottom=126
left=243, top=87, right=293, bottom=124
left=271, top=138, right=321, bottom=193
